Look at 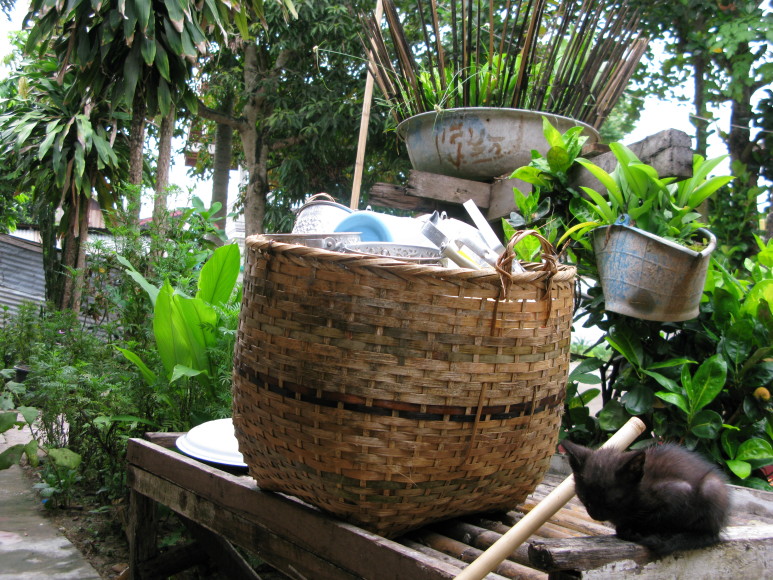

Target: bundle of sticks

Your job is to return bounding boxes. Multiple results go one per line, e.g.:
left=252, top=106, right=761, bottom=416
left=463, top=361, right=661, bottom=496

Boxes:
left=361, top=0, right=649, bottom=129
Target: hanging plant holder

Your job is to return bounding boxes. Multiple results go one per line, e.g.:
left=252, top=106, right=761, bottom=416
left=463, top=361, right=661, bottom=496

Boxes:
left=592, top=224, right=716, bottom=322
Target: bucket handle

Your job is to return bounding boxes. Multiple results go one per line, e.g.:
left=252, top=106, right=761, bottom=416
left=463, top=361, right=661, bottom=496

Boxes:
left=696, top=228, right=717, bottom=259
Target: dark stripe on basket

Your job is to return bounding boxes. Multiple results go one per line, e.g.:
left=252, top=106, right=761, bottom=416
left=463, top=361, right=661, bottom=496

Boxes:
left=241, top=368, right=562, bottom=421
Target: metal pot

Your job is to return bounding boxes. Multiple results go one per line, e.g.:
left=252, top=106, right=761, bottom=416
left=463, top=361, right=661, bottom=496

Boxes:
left=592, top=225, right=716, bottom=322
left=292, top=193, right=353, bottom=234
left=396, top=108, right=599, bottom=181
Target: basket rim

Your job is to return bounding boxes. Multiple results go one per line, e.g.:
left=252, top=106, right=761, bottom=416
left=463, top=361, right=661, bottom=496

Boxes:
left=246, top=234, right=576, bottom=286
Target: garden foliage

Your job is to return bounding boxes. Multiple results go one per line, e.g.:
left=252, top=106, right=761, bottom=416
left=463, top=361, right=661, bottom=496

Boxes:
left=513, top=119, right=773, bottom=489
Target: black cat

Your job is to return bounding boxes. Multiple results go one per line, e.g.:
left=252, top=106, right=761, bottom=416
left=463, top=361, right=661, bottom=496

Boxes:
left=562, top=440, right=730, bottom=555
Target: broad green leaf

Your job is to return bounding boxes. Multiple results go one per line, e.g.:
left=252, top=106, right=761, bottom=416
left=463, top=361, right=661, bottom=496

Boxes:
left=132, top=0, right=152, bottom=31
left=123, top=268, right=159, bottom=305
left=24, top=440, right=39, bottom=467
left=577, top=159, right=623, bottom=208
left=725, top=458, right=751, bottom=479
left=598, top=399, right=628, bottom=431
left=721, top=429, right=740, bottom=459
left=18, top=406, right=37, bottom=425
left=0, top=412, right=18, bottom=433
left=47, top=447, right=82, bottom=470
left=579, top=388, right=600, bottom=405
left=140, top=33, right=155, bottom=66
left=0, top=445, right=25, bottom=469
left=622, top=385, right=654, bottom=415
left=154, top=41, right=170, bottom=81
left=511, top=166, right=551, bottom=188
left=578, top=186, right=616, bottom=224
left=171, top=295, right=218, bottom=378
left=546, top=146, right=571, bottom=173
left=686, top=354, right=727, bottom=412
left=153, top=281, right=191, bottom=378
left=641, top=369, right=679, bottom=392
left=115, top=347, right=158, bottom=386
left=655, top=391, right=689, bottom=415
left=685, top=175, right=734, bottom=210
left=170, top=365, right=208, bottom=383
left=736, top=438, right=773, bottom=462
left=197, top=244, right=240, bottom=306
left=605, top=326, right=643, bottom=368
left=123, top=44, right=142, bottom=105
left=743, top=280, right=773, bottom=317
left=542, top=117, right=563, bottom=148
left=690, top=409, right=723, bottom=439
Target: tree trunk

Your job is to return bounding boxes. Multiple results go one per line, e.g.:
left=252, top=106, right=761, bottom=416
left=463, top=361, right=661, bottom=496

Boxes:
left=129, top=93, right=147, bottom=220
left=212, top=93, right=235, bottom=241
left=69, top=192, right=90, bottom=315
left=241, top=43, right=269, bottom=237
left=39, top=203, right=63, bottom=307
left=59, top=205, right=80, bottom=311
left=691, top=49, right=709, bottom=158
left=154, top=107, right=175, bottom=222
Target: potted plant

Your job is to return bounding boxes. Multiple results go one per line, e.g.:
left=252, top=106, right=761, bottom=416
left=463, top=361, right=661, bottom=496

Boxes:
left=565, top=144, right=733, bottom=321
left=361, top=0, right=647, bottom=180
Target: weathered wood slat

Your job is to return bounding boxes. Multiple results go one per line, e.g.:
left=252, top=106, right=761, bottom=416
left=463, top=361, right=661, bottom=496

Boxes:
left=531, top=525, right=773, bottom=579
left=129, top=436, right=773, bottom=580
left=129, top=465, right=357, bottom=580
left=127, top=438, right=466, bottom=580
left=411, top=531, right=547, bottom=580
left=371, top=129, right=695, bottom=221
left=406, top=170, right=491, bottom=208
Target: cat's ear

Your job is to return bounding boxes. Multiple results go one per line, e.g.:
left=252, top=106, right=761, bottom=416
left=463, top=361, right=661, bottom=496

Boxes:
left=561, top=440, right=591, bottom=474
left=617, top=450, right=646, bottom=484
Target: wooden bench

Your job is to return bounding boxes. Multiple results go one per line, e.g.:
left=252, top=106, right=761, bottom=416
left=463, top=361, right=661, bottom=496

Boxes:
left=127, top=434, right=773, bottom=579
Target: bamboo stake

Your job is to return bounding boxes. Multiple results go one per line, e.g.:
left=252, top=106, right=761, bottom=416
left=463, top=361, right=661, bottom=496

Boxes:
left=453, top=416, right=646, bottom=580
left=350, top=0, right=384, bottom=210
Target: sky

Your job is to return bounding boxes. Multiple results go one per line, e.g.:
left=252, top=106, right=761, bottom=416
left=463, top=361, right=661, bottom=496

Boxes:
left=0, top=7, right=738, bottom=215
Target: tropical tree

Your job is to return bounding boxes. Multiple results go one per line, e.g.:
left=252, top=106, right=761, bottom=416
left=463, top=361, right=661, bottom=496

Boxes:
left=22, top=0, right=297, bottom=220
left=633, top=0, right=772, bottom=259
left=194, top=0, right=411, bottom=236
left=0, top=52, right=130, bottom=310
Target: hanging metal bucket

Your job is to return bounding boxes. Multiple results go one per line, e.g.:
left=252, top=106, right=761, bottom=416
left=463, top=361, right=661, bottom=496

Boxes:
left=592, top=224, right=716, bottom=322
left=396, top=108, right=599, bottom=181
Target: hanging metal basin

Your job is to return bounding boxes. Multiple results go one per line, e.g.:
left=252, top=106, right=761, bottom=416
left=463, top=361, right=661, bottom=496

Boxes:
left=592, top=225, right=716, bottom=322
left=396, top=108, right=599, bottom=181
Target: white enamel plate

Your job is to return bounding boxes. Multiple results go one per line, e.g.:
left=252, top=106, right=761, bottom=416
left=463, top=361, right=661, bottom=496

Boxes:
left=176, top=418, right=247, bottom=468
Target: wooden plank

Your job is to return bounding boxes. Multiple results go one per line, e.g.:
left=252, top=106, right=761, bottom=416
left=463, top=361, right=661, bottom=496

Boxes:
left=368, top=181, right=474, bottom=218
left=529, top=524, right=773, bottom=575
left=412, top=531, right=547, bottom=580
left=128, top=488, right=160, bottom=580
left=128, top=464, right=359, bottom=580
left=126, top=438, right=466, bottom=580
left=406, top=170, right=491, bottom=208
left=488, top=129, right=693, bottom=219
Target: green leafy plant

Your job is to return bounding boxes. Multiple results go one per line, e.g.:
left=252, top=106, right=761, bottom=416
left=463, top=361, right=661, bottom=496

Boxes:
left=567, top=145, right=733, bottom=244
left=117, top=243, right=242, bottom=428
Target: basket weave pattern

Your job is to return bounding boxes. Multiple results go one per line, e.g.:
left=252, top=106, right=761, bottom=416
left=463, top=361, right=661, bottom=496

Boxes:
left=233, top=235, right=575, bottom=537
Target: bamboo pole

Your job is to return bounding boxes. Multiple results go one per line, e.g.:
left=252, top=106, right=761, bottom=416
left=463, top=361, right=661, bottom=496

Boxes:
left=454, top=417, right=646, bottom=580
left=350, top=0, right=384, bottom=210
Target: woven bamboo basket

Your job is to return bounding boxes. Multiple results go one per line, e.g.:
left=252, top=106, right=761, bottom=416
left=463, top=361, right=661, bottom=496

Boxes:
left=233, top=231, right=575, bottom=537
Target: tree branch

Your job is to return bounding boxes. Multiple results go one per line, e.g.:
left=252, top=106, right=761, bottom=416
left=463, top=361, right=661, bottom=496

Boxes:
left=197, top=102, right=246, bottom=130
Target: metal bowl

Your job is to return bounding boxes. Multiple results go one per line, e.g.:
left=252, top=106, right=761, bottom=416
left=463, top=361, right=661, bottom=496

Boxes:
left=343, top=242, right=442, bottom=264
left=262, top=232, right=361, bottom=251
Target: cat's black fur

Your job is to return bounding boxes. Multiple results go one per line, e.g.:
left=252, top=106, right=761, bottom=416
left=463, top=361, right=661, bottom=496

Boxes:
left=562, top=440, right=730, bottom=555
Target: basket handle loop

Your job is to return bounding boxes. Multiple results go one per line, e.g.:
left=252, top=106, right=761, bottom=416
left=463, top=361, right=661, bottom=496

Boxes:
left=495, top=230, right=559, bottom=300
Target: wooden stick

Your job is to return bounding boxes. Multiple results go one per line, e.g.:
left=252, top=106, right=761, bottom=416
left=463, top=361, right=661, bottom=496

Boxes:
left=350, top=0, right=383, bottom=210
left=454, top=417, right=646, bottom=580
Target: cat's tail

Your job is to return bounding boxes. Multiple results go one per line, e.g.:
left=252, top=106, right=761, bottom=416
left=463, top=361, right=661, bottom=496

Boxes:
left=621, top=530, right=722, bottom=556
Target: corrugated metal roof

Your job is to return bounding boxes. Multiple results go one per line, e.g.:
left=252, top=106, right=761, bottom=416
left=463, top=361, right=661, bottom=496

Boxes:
left=0, top=234, right=47, bottom=319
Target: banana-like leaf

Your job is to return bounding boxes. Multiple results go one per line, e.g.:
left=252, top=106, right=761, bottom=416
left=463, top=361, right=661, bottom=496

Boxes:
left=197, top=244, right=240, bottom=306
